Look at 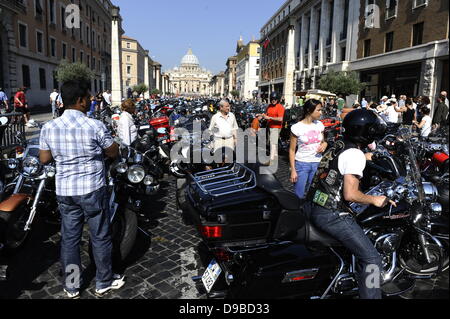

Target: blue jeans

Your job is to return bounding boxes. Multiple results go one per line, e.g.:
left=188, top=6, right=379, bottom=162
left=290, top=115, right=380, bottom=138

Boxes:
left=57, top=187, right=113, bottom=292
left=310, top=204, right=382, bottom=299
left=294, top=161, right=320, bottom=199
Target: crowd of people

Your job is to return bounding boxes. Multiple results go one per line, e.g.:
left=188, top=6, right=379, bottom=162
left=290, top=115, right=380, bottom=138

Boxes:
left=320, top=92, right=449, bottom=138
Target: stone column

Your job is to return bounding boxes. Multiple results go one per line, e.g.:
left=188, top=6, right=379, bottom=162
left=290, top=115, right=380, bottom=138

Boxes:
left=319, top=0, right=329, bottom=66
left=144, top=53, right=150, bottom=98
left=420, top=58, right=438, bottom=116
left=111, top=7, right=123, bottom=106
left=300, top=14, right=308, bottom=72
left=156, top=68, right=161, bottom=91
left=331, top=0, right=344, bottom=64
left=283, top=17, right=297, bottom=108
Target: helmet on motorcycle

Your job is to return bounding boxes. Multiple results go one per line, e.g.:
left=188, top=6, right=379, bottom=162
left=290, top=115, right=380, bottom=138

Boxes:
left=270, top=92, right=280, bottom=102
left=342, top=109, right=387, bottom=146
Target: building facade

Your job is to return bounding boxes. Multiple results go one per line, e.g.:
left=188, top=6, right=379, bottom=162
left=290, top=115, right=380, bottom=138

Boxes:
left=224, top=56, right=237, bottom=98
left=166, top=48, right=212, bottom=96
left=259, top=0, right=360, bottom=106
left=121, top=35, right=146, bottom=97
left=354, top=0, right=449, bottom=103
left=259, top=0, right=449, bottom=107
left=210, top=72, right=225, bottom=97
left=236, top=39, right=261, bottom=100
left=0, top=0, right=115, bottom=108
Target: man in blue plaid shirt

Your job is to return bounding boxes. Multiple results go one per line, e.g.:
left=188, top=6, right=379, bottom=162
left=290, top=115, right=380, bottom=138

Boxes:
left=39, top=78, right=124, bottom=299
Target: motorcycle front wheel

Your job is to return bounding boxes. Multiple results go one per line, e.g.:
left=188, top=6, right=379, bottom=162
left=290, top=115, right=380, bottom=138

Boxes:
left=399, top=234, right=449, bottom=276
left=88, top=207, right=137, bottom=273
left=0, top=202, right=32, bottom=252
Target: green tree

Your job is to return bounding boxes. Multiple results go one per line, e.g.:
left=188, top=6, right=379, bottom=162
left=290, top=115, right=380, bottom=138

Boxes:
left=151, top=89, right=161, bottom=95
left=55, top=60, right=94, bottom=84
left=230, top=90, right=240, bottom=98
left=132, top=83, right=149, bottom=95
left=318, top=70, right=366, bottom=97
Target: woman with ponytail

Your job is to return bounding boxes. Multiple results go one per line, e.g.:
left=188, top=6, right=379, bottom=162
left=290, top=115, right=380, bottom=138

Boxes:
left=289, top=99, right=328, bottom=199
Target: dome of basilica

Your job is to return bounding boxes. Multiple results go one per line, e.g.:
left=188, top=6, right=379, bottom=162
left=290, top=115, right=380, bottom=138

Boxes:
left=181, top=48, right=199, bottom=65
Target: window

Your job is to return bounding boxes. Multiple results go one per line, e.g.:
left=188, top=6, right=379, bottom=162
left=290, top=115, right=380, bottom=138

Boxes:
left=61, top=43, right=67, bottom=59
left=80, top=21, right=83, bottom=41
left=256, top=69, right=260, bottom=76
left=385, top=32, right=394, bottom=52
left=49, top=0, right=56, bottom=24
left=22, top=65, right=31, bottom=88
left=127, top=42, right=131, bottom=49
left=50, top=38, right=56, bottom=57
left=413, top=0, right=427, bottom=9
left=87, top=54, right=90, bottom=68
left=19, top=23, right=28, bottom=48
left=80, top=51, right=84, bottom=63
left=127, top=55, right=131, bottom=62
left=93, top=57, right=96, bottom=70
left=127, top=66, right=131, bottom=74
left=35, top=0, right=44, bottom=18
left=86, top=26, right=90, bottom=45
left=36, top=31, right=43, bottom=53
left=386, top=0, right=398, bottom=19
left=39, top=68, right=46, bottom=90
left=364, top=39, right=371, bottom=57
left=341, top=46, right=346, bottom=61
left=61, top=5, right=66, bottom=30
left=72, top=48, right=76, bottom=63
left=412, top=22, right=424, bottom=46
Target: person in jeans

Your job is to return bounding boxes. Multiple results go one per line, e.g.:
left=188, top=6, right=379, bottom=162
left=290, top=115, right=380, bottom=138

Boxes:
left=307, top=109, right=395, bottom=299
left=258, top=92, right=286, bottom=164
left=289, top=99, right=327, bottom=199
left=39, top=78, right=124, bottom=299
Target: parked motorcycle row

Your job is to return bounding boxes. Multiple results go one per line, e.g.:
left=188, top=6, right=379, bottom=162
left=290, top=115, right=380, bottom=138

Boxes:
left=0, top=99, right=448, bottom=299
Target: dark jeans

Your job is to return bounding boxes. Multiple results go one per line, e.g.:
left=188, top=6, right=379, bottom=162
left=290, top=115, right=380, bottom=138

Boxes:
left=310, top=204, right=383, bottom=299
left=57, top=187, right=113, bottom=292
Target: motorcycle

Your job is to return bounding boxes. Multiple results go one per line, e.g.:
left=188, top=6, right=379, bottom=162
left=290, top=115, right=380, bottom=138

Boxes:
left=179, top=133, right=447, bottom=299
left=0, top=132, right=58, bottom=253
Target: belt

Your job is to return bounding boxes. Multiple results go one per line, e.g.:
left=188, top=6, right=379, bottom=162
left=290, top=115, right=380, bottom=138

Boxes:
left=215, top=136, right=233, bottom=140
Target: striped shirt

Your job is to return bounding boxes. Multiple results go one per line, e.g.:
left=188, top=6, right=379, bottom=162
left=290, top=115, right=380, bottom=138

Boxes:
left=39, top=109, right=114, bottom=197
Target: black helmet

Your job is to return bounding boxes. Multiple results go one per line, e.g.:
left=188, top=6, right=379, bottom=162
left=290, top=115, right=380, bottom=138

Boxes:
left=342, top=109, right=387, bottom=146
left=270, top=92, right=280, bottom=102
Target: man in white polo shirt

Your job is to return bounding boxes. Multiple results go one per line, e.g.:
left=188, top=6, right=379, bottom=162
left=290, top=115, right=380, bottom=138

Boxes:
left=209, top=100, right=239, bottom=152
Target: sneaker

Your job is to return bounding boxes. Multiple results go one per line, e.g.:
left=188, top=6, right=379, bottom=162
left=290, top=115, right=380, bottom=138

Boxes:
left=63, top=289, right=80, bottom=299
left=94, top=274, right=126, bottom=297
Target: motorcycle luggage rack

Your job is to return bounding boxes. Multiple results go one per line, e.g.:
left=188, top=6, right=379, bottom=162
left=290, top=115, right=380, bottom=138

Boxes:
left=190, top=163, right=257, bottom=198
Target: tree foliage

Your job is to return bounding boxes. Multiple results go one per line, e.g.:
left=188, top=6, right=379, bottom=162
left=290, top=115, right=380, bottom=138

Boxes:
left=230, top=90, right=240, bottom=98
left=132, top=83, right=149, bottom=95
left=318, top=70, right=366, bottom=97
left=151, top=89, right=161, bottom=95
left=55, top=60, right=94, bottom=84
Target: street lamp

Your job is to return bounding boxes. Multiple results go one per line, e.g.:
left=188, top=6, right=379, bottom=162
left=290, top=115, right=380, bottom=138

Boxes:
left=111, top=6, right=120, bottom=20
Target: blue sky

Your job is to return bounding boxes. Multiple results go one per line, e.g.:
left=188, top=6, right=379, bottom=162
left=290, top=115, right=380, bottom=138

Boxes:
left=113, top=0, right=283, bottom=74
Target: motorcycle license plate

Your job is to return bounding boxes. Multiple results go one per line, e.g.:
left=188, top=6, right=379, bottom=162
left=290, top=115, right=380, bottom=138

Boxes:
left=201, top=259, right=222, bottom=293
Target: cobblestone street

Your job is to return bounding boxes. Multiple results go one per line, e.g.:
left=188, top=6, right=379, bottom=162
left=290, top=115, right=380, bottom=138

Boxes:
left=0, top=129, right=448, bottom=299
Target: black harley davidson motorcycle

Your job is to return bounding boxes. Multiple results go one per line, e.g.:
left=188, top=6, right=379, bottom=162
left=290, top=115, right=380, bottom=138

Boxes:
left=178, top=132, right=448, bottom=299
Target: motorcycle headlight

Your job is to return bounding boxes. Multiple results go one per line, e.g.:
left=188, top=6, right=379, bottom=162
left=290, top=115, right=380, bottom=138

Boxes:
left=22, top=157, right=41, bottom=176
left=45, top=166, right=56, bottom=178
left=429, top=202, right=442, bottom=218
left=127, top=165, right=145, bottom=184
left=8, top=159, right=19, bottom=170
left=116, top=162, right=128, bottom=174
left=143, top=175, right=155, bottom=186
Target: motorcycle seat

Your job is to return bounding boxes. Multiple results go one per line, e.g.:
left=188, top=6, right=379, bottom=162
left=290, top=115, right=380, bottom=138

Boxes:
left=305, top=222, right=343, bottom=247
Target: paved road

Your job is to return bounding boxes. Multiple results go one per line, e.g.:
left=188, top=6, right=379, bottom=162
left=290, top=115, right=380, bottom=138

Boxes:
left=0, top=113, right=448, bottom=299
